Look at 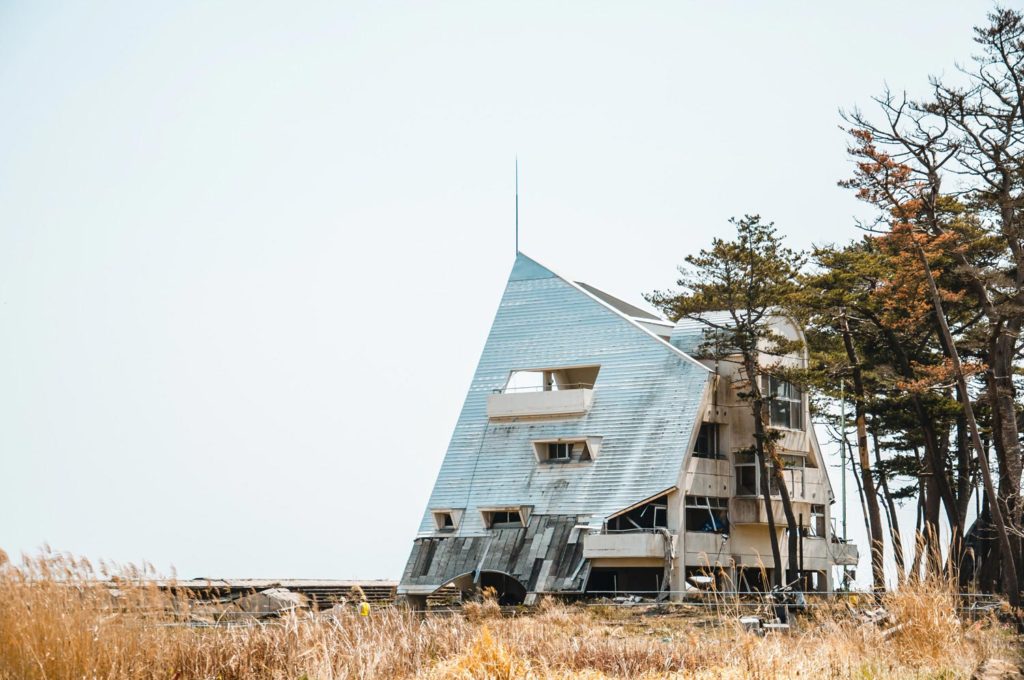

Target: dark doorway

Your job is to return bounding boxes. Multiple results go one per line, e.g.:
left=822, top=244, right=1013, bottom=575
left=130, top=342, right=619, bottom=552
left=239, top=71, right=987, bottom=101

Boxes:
left=737, top=567, right=772, bottom=593
left=585, top=567, right=662, bottom=597
left=478, top=571, right=526, bottom=606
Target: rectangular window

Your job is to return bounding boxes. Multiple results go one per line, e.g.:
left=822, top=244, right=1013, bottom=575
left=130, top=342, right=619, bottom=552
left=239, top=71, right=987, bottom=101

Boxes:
left=534, top=438, right=597, bottom=462
left=693, top=423, right=722, bottom=459
left=735, top=456, right=802, bottom=498
left=547, top=442, right=572, bottom=460
left=684, top=496, right=729, bottom=533
left=484, top=509, right=524, bottom=528
left=764, top=376, right=804, bottom=430
left=810, top=504, right=826, bottom=537
left=736, top=462, right=757, bottom=496
left=768, top=465, right=804, bottom=498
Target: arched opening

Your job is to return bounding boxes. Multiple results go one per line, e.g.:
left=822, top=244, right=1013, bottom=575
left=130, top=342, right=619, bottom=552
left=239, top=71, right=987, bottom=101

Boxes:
left=478, top=571, right=527, bottom=606
left=434, top=570, right=528, bottom=606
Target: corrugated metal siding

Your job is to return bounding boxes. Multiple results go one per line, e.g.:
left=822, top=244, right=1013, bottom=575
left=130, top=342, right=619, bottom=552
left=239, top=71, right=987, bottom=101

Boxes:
left=413, top=254, right=711, bottom=538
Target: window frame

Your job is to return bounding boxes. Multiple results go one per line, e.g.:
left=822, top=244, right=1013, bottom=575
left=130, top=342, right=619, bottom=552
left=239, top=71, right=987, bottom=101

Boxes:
left=763, top=375, right=804, bottom=430
left=606, top=494, right=670, bottom=532
left=734, top=452, right=805, bottom=499
left=809, top=504, right=826, bottom=538
left=547, top=442, right=572, bottom=461
left=684, top=495, right=729, bottom=533
left=431, top=509, right=463, bottom=532
left=532, top=438, right=600, bottom=463
left=693, top=422, right=724, bottom=459
left=482, top=507, right=526, bottom=529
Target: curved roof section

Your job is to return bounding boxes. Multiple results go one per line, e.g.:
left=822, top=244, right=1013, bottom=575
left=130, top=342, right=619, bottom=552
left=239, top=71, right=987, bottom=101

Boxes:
left=670, top=311, right=736, bottom=356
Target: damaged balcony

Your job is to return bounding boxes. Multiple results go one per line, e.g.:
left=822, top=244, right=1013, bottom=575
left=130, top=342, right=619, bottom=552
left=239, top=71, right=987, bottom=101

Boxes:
left=832, top=540, right=859, bottom=566
left=582, top=532, right=666, bottom=559
left=487, top=366, right=598, bottom=420
left=583, top=493, right=670, bottom=559
left=729, top=497, right=798, bottom=526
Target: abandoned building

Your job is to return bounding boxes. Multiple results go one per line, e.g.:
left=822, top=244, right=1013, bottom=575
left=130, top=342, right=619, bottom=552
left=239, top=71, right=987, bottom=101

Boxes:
left=398, top=253, right=858, bottom=605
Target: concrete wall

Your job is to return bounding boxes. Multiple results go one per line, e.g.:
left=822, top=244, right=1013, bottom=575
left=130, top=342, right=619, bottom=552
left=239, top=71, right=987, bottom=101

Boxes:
left=486, top=387, right=594, bottom=419
left=667, top=315, right=839, bottom=596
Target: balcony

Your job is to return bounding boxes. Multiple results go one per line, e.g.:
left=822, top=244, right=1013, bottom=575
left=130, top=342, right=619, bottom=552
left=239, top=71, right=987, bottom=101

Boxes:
left=729, top=497, right=809, bottom=525
left=832, top=540, right=859, bottom=566
left=582, top=532, right=666, bottom=559
left=487, top=386, right=594, bottom=419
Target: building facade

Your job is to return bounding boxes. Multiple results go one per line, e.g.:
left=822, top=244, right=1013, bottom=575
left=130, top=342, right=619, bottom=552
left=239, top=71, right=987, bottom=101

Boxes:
left=398, top=253, right=857, bottom=605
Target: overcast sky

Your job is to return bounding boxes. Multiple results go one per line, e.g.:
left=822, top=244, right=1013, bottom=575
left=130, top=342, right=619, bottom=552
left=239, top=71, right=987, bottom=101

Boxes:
left=0, top=1, right=1001, bottom=582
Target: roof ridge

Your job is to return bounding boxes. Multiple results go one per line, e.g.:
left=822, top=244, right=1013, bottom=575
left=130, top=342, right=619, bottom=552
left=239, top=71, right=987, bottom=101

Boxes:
left=514, top=252, right=710, bottom=372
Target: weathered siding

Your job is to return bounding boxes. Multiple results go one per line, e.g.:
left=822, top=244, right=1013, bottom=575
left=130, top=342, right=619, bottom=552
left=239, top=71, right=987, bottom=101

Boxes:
left=402, top=514, right=587, bottom=593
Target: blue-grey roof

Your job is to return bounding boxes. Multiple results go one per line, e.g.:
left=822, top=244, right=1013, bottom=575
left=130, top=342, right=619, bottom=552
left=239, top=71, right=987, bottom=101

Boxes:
left=416, top=253, right=712, bottom=535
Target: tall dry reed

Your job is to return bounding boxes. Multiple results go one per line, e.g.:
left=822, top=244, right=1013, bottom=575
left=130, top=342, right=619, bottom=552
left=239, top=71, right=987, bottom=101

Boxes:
left=0, top=549, right=1017, bottom=679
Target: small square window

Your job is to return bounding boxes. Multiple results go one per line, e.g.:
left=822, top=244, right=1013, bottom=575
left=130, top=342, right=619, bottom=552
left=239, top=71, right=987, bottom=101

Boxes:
left=432, top=509, right=462, bottom=532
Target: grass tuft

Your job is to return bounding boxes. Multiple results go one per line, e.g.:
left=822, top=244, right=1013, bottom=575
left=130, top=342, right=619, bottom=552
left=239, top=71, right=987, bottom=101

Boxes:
left=0, top=549, right=1018, bottom=679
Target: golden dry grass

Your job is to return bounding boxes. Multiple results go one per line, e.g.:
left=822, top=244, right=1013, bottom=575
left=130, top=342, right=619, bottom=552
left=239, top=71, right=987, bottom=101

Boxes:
left=0, top=548, right=1018, bottom=679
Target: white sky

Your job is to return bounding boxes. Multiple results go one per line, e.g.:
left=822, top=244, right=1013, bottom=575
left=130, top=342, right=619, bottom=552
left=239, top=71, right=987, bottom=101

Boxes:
left=0, top=1, right=1001, bottom=582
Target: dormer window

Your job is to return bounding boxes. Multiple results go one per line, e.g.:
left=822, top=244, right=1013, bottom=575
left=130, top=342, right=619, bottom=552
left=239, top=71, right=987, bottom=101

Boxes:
left=431, top=509, right=463, bottom=532
left=533, top=437, right=601, bottom=463
left=481, top=506, right=529, bottom=529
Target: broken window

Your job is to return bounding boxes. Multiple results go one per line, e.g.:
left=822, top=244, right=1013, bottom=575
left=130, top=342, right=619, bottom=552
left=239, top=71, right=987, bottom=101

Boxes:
left=502, top=365, right=600, bottom=393
left=607, top=495, right=669, bottom=531
left=768, top=465, right=805, bottom=498
left=482, top=508, right=524, bottom=529
left=763, top=376, right=804, bottom=430
left=684, top=495, right=729, bottom=533
left=693, top=423, right=723, bottom=459
left=735, top=451, right=804, bottom=498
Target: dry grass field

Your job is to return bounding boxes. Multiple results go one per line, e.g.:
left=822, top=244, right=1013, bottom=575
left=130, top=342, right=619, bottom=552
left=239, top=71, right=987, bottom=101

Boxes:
left=0, top=549, right=1019, bottom=679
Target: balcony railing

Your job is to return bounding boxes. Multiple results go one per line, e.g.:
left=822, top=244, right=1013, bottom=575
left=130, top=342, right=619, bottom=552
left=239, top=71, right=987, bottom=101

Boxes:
left=487, top=385, right=594, bottom=419
left=832, top=540, right=859, bottom=566
left=494, top=382, right=594, bottom=393
left=582, top=532, right=666, bottom=559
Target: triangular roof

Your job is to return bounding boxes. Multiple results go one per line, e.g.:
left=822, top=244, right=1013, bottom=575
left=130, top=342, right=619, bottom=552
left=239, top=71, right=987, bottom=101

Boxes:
left=513, top=253, right=709, bottom=371
left=413, top=252, right=714, bottom=535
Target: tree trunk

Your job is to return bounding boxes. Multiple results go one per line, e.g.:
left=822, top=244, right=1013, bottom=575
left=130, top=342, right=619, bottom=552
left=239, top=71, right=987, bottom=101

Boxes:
left=839, top=312, right=886, bottom=592
left=915, top=243, right=1020, bottom=607
left=871, top=426, right=905, bottom=584
left=745, top=358, right=785, bottom=589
